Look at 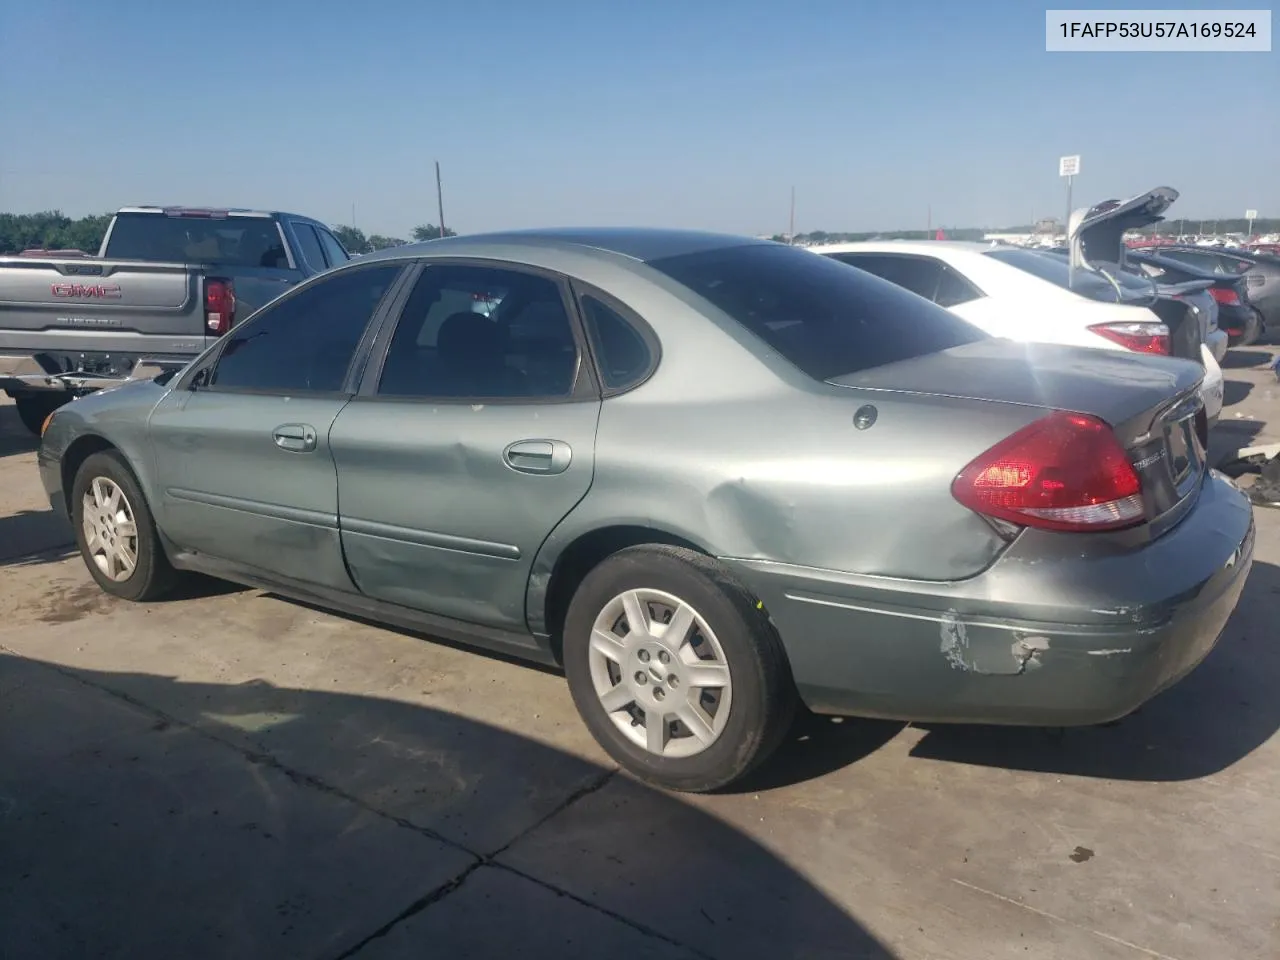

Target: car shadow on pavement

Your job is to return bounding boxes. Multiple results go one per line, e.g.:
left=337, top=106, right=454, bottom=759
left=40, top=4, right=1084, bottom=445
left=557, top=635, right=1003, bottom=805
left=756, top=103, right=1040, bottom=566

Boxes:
left=1209, top=418, right=1265, bottom=471
left=0, top=509, right=75, bottom=567
left=0, top=403, right=38, bottom=457
left=1220, top=349, right=1274, bottom=370
left=0, top=653, right=897, bottom=960
left=1223, top=379, right=1254, bottom=406
left=906, top=560, right=1280, bottom=783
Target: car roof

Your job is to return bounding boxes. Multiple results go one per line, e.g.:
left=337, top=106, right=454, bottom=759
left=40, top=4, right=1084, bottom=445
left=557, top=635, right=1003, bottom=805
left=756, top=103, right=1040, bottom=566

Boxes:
left=807, top=240, right=998, bottom=256
left=115, top=206, right=319, bottom=222
left=357, top=228, right=769, bottom=265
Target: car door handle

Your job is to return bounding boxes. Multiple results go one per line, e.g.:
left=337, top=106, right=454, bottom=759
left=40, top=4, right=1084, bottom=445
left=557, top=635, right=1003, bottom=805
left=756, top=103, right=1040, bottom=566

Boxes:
left=273, top=423, right=317, bottom=453
left=503, top=439, right=572, bottom=475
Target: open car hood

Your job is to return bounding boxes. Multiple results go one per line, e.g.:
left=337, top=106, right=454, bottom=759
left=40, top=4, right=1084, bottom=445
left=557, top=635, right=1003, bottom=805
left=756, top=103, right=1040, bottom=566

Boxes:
left=1069, top=186, right=1179, bottom=272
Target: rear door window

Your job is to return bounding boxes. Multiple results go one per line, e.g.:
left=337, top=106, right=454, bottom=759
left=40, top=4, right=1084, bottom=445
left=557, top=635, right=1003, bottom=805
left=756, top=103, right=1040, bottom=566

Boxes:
left=649, top=243, right=986, bottom=381
left=377, top=265, right=582, bottom=399
left=291, top=222, right=328, bottom=272
left=316, top=228, right=350, bottom=266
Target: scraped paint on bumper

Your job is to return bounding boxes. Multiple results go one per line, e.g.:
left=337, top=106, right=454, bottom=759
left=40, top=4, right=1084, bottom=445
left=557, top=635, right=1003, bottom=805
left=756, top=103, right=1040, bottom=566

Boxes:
left=724, top=472, right=1255, bottom=726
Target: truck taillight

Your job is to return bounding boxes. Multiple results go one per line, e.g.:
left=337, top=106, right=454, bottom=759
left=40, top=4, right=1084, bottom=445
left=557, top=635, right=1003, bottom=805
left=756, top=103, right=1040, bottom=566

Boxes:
left=205, top=278, right=236, bottom=335
left=1210, top=286, right=1241, bottom=306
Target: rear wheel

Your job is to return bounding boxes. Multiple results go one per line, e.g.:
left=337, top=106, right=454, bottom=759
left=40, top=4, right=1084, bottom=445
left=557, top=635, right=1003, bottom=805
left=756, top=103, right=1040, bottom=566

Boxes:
left=14, top=393, right=68, bottom=436
left=563, top=544, right=796, bottom=793
left=1239, top=309, right=1263, bottom=348
left=71, top=450, right=178, bottom=601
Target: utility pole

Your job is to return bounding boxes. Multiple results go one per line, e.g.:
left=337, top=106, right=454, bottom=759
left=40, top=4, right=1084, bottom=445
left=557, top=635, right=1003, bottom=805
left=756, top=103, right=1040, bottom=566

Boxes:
left=788, top=186, right=795, bottom=243
left=435, top=161, right=446, bottom=238
left=351, top=202, right=356, bottom=228
left=927, top=203, right=931, bottom=240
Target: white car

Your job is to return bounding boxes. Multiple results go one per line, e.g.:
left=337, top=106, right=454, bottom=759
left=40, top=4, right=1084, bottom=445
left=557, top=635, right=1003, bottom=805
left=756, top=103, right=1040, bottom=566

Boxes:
left=808, top=240, right=1224, bottom=424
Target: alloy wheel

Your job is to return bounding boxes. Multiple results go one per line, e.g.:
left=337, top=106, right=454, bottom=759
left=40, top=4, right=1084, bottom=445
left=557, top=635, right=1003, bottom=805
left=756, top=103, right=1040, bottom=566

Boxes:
left=587, top=587, right=733, bottom=758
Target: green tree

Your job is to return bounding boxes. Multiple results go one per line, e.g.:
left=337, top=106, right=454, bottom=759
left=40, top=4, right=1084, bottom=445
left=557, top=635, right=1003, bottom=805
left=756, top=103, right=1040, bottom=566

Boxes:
left=366, top=234, right=407, bottom=251
left=331, top=225, right=369, bottom=254
left=55, top=213, right=112, bottom=253
left=412, top=223, right=457, bottom=241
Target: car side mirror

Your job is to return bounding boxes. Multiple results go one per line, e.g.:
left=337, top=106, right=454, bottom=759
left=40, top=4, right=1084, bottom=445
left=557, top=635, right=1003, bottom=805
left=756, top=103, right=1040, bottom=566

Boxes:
left=190, top=367, right=210, bottom=391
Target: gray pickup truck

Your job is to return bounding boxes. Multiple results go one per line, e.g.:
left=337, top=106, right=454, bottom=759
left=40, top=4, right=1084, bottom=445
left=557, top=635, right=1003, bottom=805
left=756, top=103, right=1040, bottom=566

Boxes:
left=0, top=206, right=349, bottom=433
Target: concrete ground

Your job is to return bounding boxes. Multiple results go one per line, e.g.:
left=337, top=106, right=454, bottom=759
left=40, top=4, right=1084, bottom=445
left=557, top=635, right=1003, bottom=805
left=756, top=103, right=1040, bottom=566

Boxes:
left=2, top=351, right=1278, bottom=960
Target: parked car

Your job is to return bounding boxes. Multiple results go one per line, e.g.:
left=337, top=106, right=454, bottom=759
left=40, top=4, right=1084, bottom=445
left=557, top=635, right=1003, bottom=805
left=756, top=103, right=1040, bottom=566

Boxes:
left=1136, top=245, right=1280, bottom=340
left=37, top=229, right=1254, bottom=793
left=806, top=238, right=1225, bottom=430
left=1036, top=245, right=1227, bottom=363
left=0, top=206, right=351, bottom=434
left=1125, top=249, right=1262, bottom=348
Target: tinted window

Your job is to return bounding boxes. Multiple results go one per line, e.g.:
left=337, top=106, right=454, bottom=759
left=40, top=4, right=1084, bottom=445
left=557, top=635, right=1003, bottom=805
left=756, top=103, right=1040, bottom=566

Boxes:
left=210, top=265, right=400, bottom=393
left=316, top=228, right=350, bottom=266
left=934, top=265, right=982, bottom=307
left=648, top=243, right=986, bottom=381
left=379, top=266, right=579, bottom=399
left=1159, top=249, right=1227, bottom=273
left=984, top=248, right=1153, bottom=302
left=105, top=213, right=290, bottom=268
left=292, top=223, right=327, bottom=271
left=827, top=253, right=942, bottom=300
left=581, top=295, right=653, bottom=390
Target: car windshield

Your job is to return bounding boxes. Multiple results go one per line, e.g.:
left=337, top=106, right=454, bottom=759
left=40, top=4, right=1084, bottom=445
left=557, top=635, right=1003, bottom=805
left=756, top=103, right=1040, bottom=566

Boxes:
left=984, top=247, right=1155, bottom=303
left=648, top=242, right=987, bottom=381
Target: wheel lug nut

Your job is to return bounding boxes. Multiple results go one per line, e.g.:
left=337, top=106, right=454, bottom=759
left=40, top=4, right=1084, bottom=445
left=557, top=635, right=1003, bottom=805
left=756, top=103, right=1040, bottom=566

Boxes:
left=653, top=688, right=665, bottom=701
left=638, top=650, right=650, bottom=662
left=634, top=671, right=647, bottom=685
left=658, top=651, right=670, bottom=664
left=668, top=676, right=678, bottom=688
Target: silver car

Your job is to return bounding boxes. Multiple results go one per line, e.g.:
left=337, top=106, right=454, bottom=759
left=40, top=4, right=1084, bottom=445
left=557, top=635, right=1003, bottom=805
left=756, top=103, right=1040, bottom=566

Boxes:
left=37, top=229, right=1255, bottom=792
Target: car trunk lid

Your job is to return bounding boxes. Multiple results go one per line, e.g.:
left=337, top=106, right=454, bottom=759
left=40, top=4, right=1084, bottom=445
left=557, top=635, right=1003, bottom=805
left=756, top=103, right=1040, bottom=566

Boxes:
left=827, top=338, right=1207, bottom=525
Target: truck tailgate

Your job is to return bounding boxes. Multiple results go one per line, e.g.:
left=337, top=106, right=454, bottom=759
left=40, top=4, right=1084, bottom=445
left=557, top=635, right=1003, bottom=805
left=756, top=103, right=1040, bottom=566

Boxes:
left=0, top=258, right=208, bottom=363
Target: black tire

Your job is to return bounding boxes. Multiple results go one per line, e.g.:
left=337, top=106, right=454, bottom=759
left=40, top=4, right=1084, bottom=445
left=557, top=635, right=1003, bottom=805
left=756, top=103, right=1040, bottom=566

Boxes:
left=1240, top=309, right=1263, bottom=348
left=15, top=393, right=68, bottom=436
left=71, top=450, right=179, bottom=601
left=563, top=544, right=796, bottom=793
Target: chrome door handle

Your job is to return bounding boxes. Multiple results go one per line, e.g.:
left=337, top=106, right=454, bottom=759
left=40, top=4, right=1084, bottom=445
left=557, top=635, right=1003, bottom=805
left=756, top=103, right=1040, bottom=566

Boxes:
left=272, top=423, right=317, bottom=453
left=503, top=439, right=572, bottom=475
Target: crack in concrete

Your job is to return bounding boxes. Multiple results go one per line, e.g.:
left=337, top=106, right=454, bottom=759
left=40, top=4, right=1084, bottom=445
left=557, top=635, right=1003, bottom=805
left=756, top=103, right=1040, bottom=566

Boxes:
left=3, top=649, right=702, bottom=959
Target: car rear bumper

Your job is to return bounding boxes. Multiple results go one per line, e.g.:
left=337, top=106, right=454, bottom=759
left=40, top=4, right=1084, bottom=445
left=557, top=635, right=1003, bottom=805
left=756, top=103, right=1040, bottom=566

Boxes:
left=722, top=471, right=1254, bottom=726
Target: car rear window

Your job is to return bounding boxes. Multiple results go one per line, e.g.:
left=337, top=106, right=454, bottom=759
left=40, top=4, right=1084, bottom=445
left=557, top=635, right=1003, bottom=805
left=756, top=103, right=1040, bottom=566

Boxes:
left=647, top=243, right=986, bottom=381
left=984, top=247, right=1154, bottom=303
left=104, top=213, right=290, bottom=269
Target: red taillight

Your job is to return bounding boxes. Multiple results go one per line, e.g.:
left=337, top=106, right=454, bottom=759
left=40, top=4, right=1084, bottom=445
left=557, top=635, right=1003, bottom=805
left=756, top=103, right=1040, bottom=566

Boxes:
left=205, top=278, right=236, bottom=335
left=1088, top=321, right=1170, bottom=355
left=952, top=411, right=1144, bottom=533
left=1210, top=286, right=1240, bottom=306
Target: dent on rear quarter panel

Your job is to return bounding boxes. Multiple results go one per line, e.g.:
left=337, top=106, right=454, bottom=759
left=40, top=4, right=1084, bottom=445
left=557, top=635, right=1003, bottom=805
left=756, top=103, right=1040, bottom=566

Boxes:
left=531, top=372, right=1047, bottom=631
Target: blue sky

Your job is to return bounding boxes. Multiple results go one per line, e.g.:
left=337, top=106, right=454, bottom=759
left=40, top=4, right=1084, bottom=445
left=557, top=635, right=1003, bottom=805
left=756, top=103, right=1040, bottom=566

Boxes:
left=1, top=0, right=1275, bottom=236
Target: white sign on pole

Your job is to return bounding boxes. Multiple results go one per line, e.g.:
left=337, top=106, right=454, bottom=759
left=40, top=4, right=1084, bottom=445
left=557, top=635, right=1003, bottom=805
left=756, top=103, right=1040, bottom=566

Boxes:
left=1246, top=209, right=1259, bottom=221
left=1059, top=155, right=1081, bottom=178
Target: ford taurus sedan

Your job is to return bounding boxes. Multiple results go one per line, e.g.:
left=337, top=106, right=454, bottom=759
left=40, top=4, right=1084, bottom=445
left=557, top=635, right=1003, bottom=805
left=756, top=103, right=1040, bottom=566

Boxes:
left=37, top=229, right=1255, bottom=792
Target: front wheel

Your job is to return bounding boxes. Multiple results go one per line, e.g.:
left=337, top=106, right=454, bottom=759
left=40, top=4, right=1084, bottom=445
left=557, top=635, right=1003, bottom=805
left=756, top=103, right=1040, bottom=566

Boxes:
left=563, top=544, right=796, bottom=793
left=71, top=450, right=179, bottom=601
